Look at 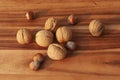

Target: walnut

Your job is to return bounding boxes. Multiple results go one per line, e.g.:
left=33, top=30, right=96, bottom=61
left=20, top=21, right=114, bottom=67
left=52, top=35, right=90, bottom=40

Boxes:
left=56, top=26, right=72, bottom=43
left=45, top=17, right=58, bottom=32
left=35, top=30, right=53, bottom=47
left=47, top=43, right=67, bottom=60
left=89, top=20, right=104, bottom=37
left=16, top=28, right=32, bottom=45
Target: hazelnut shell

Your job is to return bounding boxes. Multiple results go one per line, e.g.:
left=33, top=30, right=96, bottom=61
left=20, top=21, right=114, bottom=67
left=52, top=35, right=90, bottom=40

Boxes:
left=33, top=53, right=44, bottom=62
left=26, top=11, right=34, bottom=20
left=66, top=41, right=76, bottom=50
left=68, top=14, right=77, bottom=25
left=29, top=61, right=40, bottom=71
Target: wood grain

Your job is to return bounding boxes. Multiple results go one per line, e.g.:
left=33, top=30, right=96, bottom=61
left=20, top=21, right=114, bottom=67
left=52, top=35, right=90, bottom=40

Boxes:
left=0, top=0, right=120, bottom=80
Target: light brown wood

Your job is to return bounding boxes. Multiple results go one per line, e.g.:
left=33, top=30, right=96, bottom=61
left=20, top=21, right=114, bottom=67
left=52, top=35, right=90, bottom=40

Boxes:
left=0, top=0, right=120, bottom=80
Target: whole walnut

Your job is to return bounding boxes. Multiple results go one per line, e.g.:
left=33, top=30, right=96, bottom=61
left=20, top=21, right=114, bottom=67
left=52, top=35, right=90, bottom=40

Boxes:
left=16, top=28, right=32, bottom=45
left=47, top=43, right=67, bottom=60
left=35, top=30, right=53, bottom=47
left=45, top=17, right=58, bottom=32
left=89, top=20, right=104, bottom=37
left=56, top=26, right=72, bottom=43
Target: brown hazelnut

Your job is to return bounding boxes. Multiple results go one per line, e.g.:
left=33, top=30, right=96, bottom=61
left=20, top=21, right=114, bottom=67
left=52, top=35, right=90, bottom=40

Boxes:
left=26, top=11, right=34, bottom=20
left=45, top=17, right=58, bottom=32
left=89, top=20, right=104, bottom=37
left=16, top=28, right=32, bottom=45
left=56, top=26, right=72, bottom=43
left=47, top=43, right=67, bottom=60
left=29, top=61, right=40, bottom=71
left=33, top=53, right=44, bottom=63
left=35, top=30, right=54, bottom=47
left=68, top=14, right=77, bottom=25
left=66, top=41, right=76, bottom=50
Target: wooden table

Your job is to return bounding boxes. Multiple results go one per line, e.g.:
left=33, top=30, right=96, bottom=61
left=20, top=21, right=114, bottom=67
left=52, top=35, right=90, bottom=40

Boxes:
left=0, top=0, right=120, bottom=80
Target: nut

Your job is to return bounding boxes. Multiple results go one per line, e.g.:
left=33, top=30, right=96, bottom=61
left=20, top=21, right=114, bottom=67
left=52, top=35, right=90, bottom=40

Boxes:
left=68, top=14, right=77, bottom=25
left=56, top=26, right=72, bottom=43
left=16, top=28, right=32, bottom=45
left=66, top=41, right=76, bottom=50
left=47, top=43, right=67, bottom=60
left=89, top=20, right=104, bottom=37
left=29, top=61, right=40, bottom=71
left=26, top=11, right=34, bottom=20
left=33, top=53, right=44, bottom=63
left=45, top=17, right=58, bottom=32
left=35, top=30, right=54, bottom=47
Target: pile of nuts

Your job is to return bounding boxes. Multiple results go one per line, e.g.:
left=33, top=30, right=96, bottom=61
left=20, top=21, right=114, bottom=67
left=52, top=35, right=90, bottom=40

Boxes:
left=16, top=11, right=104, bottom=71
left=16, top=12, right=77, bottom=71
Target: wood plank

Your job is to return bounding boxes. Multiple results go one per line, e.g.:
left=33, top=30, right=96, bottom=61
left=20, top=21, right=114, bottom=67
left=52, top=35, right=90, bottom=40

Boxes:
left=0, top=25, right=120, bottom=50
left=0, top=14, right=120, bottom=27
left=0, top=50, right=120, bottom=75
left=0, top=50, right=120, bottom=80
left=0, top=1, right=120, bottom=15
left=0, top=74, right=120, bottom=80
left=0, top=0, right=120, bottom=80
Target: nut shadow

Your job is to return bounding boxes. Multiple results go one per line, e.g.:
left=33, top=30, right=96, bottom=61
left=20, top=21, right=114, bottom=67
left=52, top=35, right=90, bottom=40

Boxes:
left=40, top=56, right=54, bottom=69
left=34, top=9, right=49, bottom=19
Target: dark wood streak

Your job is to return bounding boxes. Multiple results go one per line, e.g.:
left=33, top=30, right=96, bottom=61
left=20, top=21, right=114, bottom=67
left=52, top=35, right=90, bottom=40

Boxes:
left=47, top=68, right=120, bottom=76
left=103, top=60, right=120, bottom=66
left=0, top=28, right=119, bottom=50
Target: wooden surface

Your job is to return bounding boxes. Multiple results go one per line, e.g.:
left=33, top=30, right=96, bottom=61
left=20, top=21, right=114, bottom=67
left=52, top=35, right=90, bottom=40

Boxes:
left=0, top=0, right=120, bottom=80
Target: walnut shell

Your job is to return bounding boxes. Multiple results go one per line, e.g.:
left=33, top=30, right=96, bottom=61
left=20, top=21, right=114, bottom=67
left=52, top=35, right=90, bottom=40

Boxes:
left=56, top=26, right=72, bottom=43
left=47, top=43, right=67, bottom=60
left=16, top=28, right=32, bottom=44
left=45, top=17, right=58, bottom=32
left=35, top=30, right=53, bottom=47
left=89, top=20, right=104, bottom=37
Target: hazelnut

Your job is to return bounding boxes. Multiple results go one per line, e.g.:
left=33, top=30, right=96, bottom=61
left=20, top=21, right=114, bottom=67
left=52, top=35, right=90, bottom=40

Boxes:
left=16, top=28, right=32, bottom=45
left=25, top=11, right=34, bottom=20
left=35, top=30, right=54, bottom=47
left=47, top=43, right=67, bottom=60
left=89, top=20, right=104, bottom=37
left=45, top=17, right=58, bottom=32
left=33, top=53, right=44, bottom=63
left=68, top=14, right=77, bottom=25
left=56, top=26, right=72, bottom=43
left=29, top=61, right=40, bottom=71
left=66, top=41, right=76, bottom=50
